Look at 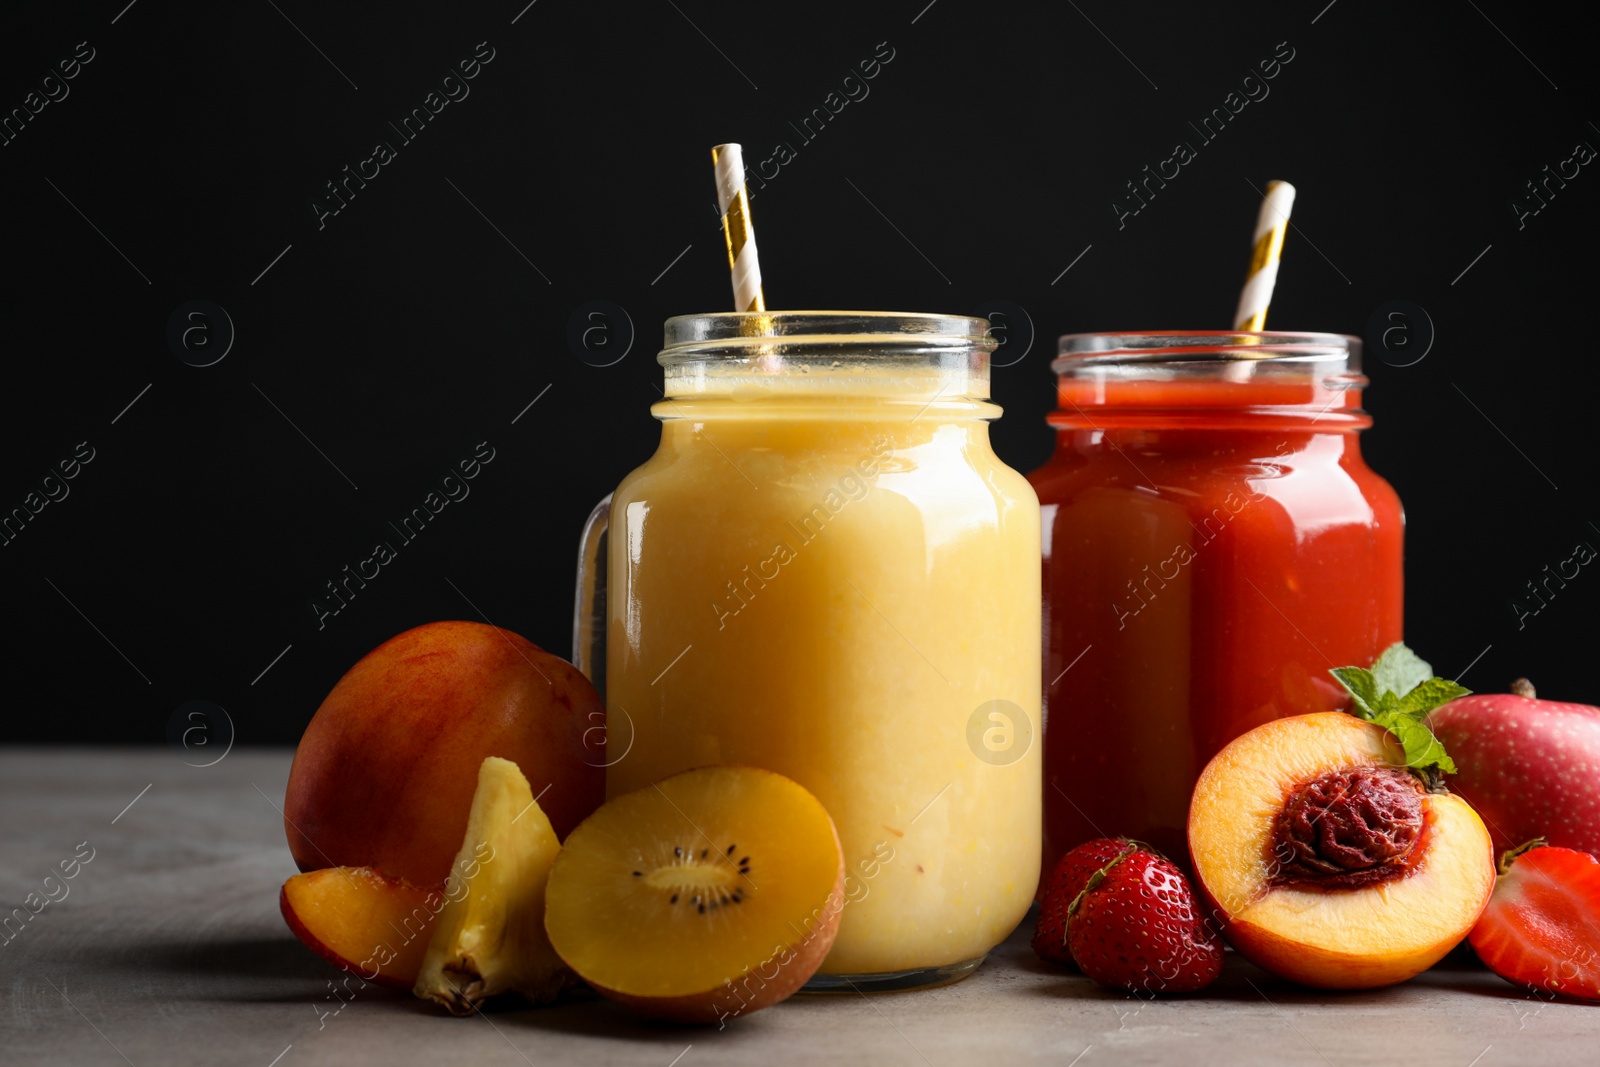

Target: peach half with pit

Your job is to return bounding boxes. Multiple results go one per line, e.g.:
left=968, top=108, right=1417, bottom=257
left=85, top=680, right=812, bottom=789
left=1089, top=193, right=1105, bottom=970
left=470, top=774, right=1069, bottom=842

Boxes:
left=1188, top=712, right=1495, bottom=989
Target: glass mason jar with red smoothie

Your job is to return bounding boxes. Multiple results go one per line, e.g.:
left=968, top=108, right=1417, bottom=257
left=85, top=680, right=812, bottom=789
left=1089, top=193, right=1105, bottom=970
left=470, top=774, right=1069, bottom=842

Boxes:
left=1030, top=331, right=1403, bottom=868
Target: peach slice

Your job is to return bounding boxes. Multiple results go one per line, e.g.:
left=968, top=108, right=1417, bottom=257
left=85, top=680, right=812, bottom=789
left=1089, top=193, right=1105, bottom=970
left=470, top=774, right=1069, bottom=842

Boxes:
left=280, top=866, right=444, bottom=989
left=1189, top=712, right=1495, bottom=989
left=543, top=765, right=845, bottom=1024
left=414, top=757, right=574, bottom=1014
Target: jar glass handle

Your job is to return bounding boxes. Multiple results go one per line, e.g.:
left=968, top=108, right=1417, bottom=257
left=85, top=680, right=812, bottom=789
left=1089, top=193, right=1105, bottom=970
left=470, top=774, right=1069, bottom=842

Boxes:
left=572, top=493, right=611, bottom=696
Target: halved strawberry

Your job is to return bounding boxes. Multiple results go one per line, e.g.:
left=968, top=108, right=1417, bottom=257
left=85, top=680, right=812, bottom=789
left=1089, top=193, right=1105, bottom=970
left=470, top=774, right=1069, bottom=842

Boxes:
left=1033, top=838, right=1131, bottom=967
left=1468, top=839, right=1600, bottom=1002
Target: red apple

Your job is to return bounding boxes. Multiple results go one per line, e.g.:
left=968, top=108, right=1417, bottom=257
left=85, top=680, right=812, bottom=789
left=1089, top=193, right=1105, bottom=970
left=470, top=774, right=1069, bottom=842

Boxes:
left=1428, top=679, right=1600, bottom=855
left=284, top=621, right=604, bottom=886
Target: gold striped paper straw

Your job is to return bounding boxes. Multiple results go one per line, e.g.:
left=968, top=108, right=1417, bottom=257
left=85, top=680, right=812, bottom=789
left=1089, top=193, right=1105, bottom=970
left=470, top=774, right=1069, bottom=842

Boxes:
left=711, top=143, right=766, bottom=312
left=1234, top=180, right=1297, bottom=332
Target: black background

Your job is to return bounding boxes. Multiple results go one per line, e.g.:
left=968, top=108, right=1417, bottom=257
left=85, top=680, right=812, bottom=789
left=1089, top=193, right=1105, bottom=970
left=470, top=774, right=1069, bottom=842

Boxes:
left=2, top=1, right=1595, bottom=745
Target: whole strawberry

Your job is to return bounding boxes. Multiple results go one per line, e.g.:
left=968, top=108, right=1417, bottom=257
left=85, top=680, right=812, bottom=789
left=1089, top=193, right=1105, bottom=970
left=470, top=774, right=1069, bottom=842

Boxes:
left=1033, top=838, right=1132, bottom=966
left=1068, top=843, right=1223, bottom=994
left=1469, top=839, right=1600, bottom=1001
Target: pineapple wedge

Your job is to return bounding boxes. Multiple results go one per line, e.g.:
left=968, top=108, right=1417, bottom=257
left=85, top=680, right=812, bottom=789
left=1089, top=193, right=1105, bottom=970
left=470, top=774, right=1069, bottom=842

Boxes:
left=414, top=756, right=574, bottom=1013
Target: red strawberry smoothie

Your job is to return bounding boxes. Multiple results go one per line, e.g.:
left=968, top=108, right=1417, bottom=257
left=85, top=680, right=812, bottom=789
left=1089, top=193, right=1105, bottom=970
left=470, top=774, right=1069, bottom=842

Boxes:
left=1031, top=333, right=1404, bottom=871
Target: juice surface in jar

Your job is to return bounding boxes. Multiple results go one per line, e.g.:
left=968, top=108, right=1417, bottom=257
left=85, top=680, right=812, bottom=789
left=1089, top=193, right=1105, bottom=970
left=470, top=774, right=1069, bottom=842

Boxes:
left=1028, top=331, right=1403, bottom=869
left=580, top=312, right=1041, bottom=988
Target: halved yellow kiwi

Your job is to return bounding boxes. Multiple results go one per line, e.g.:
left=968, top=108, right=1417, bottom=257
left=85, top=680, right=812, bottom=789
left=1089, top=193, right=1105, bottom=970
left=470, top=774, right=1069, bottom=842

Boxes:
left=544, top=765, right=845, bottom=1023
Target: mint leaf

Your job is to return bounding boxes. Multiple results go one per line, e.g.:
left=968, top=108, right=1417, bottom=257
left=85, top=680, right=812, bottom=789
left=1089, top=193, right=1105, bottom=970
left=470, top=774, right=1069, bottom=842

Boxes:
left=1372, top=643, right=1433, bottom=702
left=1330, top=667, right=1381, bottom=719
left=1371, top=710, right=1459, bottom=775
left=1329, top=643, right=1469, bottom=783
left=1396, top=677, right=1472, bottom=718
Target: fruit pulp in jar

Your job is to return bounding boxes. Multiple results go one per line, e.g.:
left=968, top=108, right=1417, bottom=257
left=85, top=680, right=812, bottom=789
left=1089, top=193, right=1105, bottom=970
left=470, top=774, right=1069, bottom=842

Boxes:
left=607, top=368, right=1041, bottom=975
left=1030, top=374, right=1403, bottom=867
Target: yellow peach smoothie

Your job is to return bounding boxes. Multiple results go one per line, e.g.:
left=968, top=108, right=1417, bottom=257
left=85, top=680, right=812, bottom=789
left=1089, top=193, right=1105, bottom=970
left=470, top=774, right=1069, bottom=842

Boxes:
left=600, top=313, right=1040, bottom=982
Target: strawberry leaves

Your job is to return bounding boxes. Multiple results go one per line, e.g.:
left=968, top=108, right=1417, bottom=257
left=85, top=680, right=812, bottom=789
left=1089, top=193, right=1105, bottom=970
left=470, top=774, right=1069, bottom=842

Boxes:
left=1331, top=643, right=1469, bottom=784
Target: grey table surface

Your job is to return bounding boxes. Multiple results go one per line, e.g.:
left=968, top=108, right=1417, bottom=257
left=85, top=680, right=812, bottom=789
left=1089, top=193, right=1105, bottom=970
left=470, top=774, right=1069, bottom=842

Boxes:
left=1, top=749, right=1594, bottom=1066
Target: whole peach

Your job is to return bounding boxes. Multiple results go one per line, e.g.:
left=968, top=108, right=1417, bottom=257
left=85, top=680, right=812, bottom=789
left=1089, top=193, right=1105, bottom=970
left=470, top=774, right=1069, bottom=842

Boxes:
left=284, top=621, right=604, bottom=885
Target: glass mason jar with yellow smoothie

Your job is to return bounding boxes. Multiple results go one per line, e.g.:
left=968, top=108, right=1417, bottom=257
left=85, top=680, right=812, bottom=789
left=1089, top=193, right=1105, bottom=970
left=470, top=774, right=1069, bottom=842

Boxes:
left=573, top=311, right=1040, bottom=989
